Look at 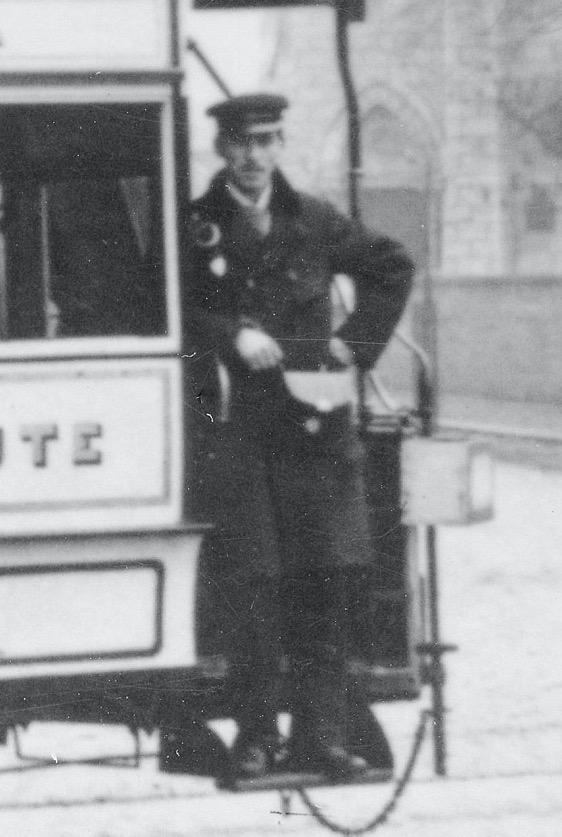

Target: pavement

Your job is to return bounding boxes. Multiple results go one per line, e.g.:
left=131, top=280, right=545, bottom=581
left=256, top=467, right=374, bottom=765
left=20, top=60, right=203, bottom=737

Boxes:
left=373, top=389, right=562, bottom=469
left=0, top=728, right=560, bottom=836
left=426, top=392, right=562, bottom=471
left=438, top=392, right=562, bottom=442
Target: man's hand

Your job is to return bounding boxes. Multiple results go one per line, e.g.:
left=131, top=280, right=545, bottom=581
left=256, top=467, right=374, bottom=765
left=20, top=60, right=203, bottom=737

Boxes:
left=328, top=336, right=354, bottom=367
left=235, top=327, right=284, bottom=371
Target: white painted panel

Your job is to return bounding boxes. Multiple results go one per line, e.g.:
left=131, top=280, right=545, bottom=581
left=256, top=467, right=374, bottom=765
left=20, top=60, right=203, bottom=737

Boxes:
left=0, top=564, right=159, bottom=660
left=0, top=0, right=170, bottom=71
left=0, top=529, right=204, bottom=679
left=0, top=357, right=183, bottom=535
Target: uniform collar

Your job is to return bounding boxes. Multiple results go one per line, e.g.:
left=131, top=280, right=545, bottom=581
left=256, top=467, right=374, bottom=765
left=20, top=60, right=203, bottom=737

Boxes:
left=225, top=180, right=272, bottom=210
left=199, top=168, right=301, bottom=219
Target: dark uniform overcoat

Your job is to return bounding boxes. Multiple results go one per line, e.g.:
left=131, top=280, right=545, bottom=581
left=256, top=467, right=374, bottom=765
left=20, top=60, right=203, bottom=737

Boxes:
left=186, top=168, right=413, bottom=573
left=185, top=168, right=414, bottom=734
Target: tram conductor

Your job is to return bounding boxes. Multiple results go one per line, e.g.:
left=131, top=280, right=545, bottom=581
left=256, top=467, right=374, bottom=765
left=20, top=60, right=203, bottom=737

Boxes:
left=186, top=93, right=414, bottom=782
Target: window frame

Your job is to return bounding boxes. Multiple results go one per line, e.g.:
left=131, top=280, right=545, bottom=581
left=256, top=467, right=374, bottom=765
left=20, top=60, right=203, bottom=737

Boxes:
left=0, top=82, right=181, bottom=359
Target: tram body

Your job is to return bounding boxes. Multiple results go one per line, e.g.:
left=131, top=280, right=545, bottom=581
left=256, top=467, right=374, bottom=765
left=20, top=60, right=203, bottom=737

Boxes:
left=0, top=0, right=428, bottom=749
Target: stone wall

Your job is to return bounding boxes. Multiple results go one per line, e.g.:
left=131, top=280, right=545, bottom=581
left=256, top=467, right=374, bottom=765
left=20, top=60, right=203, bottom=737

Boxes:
left=434, top=275, right=562, bottom=402
left=442, top=0, right=509, bottom=275
left=375, top=274, right=562, bottom=405
left=263, top=3, right=443, bottom=196
left=260, top=0, right=562, bottom=279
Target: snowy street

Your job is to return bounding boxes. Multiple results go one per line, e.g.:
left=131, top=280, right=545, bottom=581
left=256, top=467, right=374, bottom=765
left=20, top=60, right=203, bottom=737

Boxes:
left=0, top=451, right=561, bottom=836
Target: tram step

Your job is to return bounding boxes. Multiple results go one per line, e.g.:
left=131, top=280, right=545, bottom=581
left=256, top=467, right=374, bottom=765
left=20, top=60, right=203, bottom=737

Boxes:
left=218, top=766, right=393, bottom=793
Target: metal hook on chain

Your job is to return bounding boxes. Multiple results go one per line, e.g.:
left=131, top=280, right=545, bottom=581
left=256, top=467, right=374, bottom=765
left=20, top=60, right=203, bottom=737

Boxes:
left=279, top=789, right=293, bottom=816
left=297, top=708, right=432, bottom=835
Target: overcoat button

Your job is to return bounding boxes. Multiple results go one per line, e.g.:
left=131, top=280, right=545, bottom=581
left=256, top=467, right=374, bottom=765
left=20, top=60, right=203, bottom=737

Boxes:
left=304, top=417, right=322, bottom=434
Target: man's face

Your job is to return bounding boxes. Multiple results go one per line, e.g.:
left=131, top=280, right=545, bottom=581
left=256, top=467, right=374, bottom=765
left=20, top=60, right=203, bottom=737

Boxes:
left=216, top=128, right=283, bottom=200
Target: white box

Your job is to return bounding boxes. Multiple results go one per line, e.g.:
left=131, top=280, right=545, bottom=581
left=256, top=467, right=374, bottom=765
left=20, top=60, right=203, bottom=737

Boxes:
left=401, top=436, right=494, bottom=525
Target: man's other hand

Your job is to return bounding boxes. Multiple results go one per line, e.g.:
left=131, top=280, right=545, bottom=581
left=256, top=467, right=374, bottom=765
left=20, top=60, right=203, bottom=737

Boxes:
left=328, top=336, right=354, bottom=367
left=235, top=327, right=284, bottom=371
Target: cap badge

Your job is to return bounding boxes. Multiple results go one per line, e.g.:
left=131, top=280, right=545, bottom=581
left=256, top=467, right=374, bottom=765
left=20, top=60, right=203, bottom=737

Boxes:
left=194, top=218, right=221, bottom=249
left=210, top=254, right=228, bottom=278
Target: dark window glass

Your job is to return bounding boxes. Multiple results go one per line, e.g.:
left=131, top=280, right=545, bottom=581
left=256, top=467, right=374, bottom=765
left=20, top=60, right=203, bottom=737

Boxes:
left=0, top=103, right=166, bottom=340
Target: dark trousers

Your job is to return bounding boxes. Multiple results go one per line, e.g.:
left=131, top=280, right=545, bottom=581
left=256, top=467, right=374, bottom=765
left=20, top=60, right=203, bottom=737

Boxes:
left=219, top=569, right=283, bottom=740
left=282, top=569, right=350, bottom=748
left=199, top=544, right=359, bottom=747
left=195, top=397, right=373, bottom=746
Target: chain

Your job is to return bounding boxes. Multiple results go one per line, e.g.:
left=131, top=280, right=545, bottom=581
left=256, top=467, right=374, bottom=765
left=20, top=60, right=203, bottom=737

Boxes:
left=295, top=709, right=432, bottom=836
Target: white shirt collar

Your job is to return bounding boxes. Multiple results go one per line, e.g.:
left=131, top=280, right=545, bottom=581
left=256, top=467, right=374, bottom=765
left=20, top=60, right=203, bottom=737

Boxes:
left=226, top=181, right=272, bottom=210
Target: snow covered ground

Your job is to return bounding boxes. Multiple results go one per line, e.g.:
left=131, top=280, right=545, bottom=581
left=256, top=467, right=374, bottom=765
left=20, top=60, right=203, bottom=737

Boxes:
left=0, top=456, right=561, bottom=835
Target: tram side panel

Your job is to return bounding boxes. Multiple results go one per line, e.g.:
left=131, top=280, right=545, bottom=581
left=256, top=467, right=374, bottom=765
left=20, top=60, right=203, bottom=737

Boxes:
left=0, top=356, right=201, bottom=689
left=0, top=3, right=214, bottom=725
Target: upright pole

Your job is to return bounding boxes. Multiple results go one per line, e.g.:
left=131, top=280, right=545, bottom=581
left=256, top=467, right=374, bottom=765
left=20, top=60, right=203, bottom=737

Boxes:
left=416, top=181, right=453, bottom=776
left=335, top=0, right=450, bottom=775
left=169, top=0, right=190, bottom=203
left=334, top=4, right=361, bottom=221
left=334, top=1, right=371, bottom=428
left=169, top=0, right=196, bottom=524
left=426, top=526, right=447, bottom=775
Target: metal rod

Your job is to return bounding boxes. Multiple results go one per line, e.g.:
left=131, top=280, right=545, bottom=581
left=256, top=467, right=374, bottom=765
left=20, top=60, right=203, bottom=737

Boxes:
left=335, top=5, right=361, bottom=220
left=418, top=282, right=448, bottom=774
left=334, top=0, right=449, bottom=778
left=186, top=39, right=233, bottom=99
left=416, top=174, right=448, bottom=774
left=334, top=0, right=370, bottom=440
left=415, top=267, right=438, bottom=436
left=426, top=524, right=447, bottom=775
left=169, top=0, right=181, bottom=68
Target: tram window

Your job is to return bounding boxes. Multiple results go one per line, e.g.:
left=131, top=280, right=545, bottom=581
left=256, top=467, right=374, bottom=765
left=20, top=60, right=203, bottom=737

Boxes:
left=0, top=104, right=167, bottom=340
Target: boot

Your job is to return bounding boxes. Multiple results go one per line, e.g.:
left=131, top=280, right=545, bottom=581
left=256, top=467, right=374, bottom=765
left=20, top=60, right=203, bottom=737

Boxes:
left=285, top=655, right=370, bottom=780
left=230, top=707, right=281, bottom=780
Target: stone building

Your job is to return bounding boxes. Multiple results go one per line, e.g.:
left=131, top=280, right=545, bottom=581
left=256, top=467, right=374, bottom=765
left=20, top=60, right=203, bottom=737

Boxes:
left=187, top=0, right=562, bottom=405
